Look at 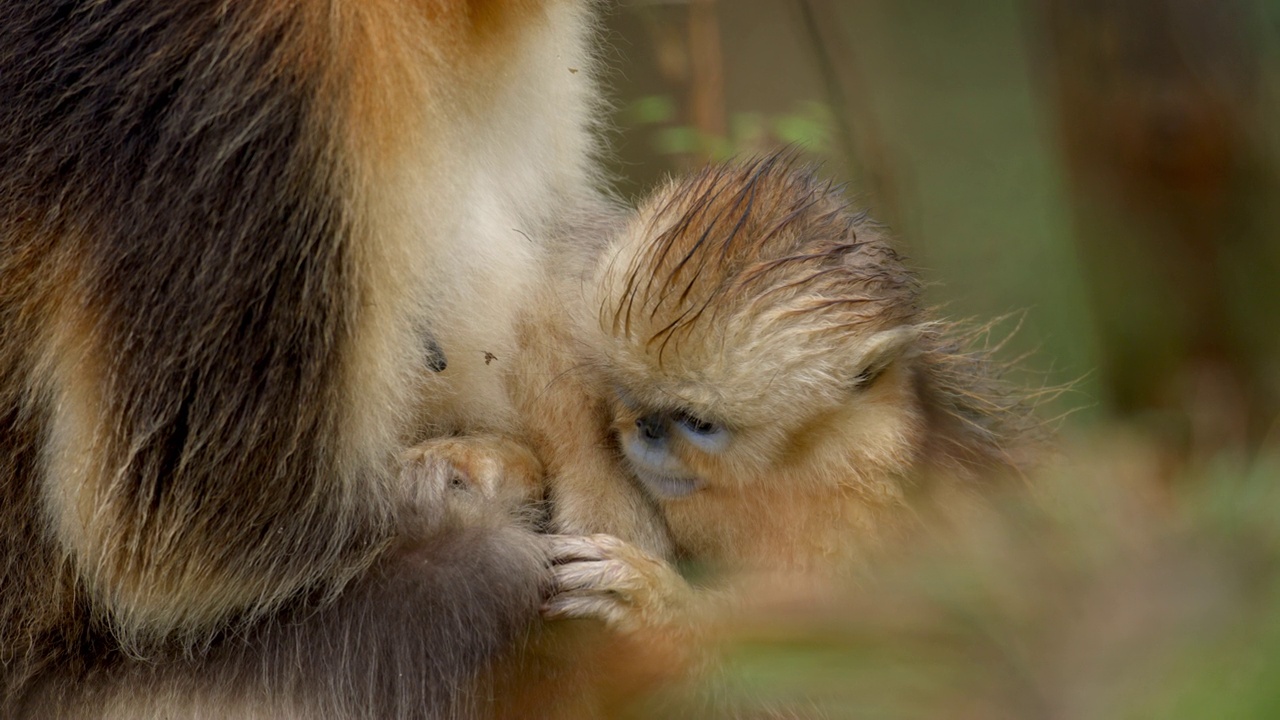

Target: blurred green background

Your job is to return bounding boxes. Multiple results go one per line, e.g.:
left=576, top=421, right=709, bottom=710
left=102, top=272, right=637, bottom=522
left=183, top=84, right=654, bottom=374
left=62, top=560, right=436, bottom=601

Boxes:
left=600, top=0, right=1280, bottom=467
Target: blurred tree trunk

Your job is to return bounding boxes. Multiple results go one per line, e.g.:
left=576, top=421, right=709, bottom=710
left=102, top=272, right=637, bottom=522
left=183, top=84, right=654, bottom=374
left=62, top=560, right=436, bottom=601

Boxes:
left=688, top=0, right=726, bottom=145
left=1031, top=0, right=1277, bottom=455
left=792, top=0, right=902, bottom=230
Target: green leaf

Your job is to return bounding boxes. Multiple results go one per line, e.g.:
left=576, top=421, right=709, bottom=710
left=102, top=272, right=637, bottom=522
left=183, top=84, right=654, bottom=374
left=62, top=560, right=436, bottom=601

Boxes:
left=655, top=126, right=700, bottom=155
left=629, top=95, right=676, bottom=125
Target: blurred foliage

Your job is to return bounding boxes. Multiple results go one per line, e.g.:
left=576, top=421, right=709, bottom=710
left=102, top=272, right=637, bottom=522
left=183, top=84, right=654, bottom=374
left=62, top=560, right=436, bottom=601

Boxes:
left=624, top=95, right=835, bottom=160
left=582, top=436, right=1280, bottom=719
left=701, top=438, right=1280, bottom=719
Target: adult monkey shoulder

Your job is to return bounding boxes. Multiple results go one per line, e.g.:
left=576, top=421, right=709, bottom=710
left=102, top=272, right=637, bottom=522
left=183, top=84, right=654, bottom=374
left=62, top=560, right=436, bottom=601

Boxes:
left=0, top=0, right=614, bottom=717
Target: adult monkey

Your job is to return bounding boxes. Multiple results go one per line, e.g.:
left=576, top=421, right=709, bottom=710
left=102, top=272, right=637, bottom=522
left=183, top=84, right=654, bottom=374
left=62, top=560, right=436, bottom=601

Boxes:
left=0, top=1, right=624, bottom=717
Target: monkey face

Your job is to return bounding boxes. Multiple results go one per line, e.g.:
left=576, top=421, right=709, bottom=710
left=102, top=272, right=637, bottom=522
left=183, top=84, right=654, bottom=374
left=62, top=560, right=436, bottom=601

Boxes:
left=603, top=326, right=925, bottom=500
left=610, top=396, right=728, bottom=499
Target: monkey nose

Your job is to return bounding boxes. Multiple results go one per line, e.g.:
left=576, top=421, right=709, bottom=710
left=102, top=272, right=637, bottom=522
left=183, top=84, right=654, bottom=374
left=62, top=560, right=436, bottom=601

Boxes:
left=636, top=414, right=667, bottom=443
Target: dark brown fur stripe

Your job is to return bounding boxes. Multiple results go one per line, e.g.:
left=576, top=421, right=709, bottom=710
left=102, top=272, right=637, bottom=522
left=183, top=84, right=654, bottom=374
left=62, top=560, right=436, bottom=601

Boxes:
left=0, top=0, right=373, bottom=687
left=0, top=0, right=380, bottom=608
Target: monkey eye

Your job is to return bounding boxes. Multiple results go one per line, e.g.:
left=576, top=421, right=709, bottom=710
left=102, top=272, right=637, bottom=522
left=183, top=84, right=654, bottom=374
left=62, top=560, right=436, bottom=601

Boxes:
left=673, top=411, right=730, bottom=452
left=675, top=412, right=717, bottom=435
left=852, top=363, right=889, bottom=389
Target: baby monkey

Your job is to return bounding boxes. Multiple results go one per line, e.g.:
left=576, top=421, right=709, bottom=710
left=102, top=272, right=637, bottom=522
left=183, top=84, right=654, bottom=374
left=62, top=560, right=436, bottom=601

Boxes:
left=511, top=154, right=1036, bottom=574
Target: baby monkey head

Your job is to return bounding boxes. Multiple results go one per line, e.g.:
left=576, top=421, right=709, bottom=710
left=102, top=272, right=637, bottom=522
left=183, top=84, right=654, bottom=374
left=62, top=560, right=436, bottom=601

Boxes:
left=591, top=155, right=929, bottom=505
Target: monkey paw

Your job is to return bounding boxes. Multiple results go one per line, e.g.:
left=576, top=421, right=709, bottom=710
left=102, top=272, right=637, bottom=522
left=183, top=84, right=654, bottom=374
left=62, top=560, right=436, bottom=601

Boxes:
left=399, top=435, right=544, bottom=516
left=542, top=533, right=696, bottom=637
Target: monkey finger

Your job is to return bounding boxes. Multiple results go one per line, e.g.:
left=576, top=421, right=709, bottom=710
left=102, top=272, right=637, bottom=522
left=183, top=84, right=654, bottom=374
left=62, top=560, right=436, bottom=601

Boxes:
left=543, top=534, right=620, bottom=564
left=541, top=593, right=632, bottom=626
left=551, top=559, right=639, bottom=601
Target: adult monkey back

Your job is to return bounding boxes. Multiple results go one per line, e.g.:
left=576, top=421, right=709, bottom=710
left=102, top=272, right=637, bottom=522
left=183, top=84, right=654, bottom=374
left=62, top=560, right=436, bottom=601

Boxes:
left=0, top=1, right=613, bottom=717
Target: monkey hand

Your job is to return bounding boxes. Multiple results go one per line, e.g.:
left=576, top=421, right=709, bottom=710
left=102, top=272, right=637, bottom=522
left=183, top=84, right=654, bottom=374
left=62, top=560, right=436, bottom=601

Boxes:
left=398, top=434, right=544, bottom=519
left=542, top=534, right=701, bottom=639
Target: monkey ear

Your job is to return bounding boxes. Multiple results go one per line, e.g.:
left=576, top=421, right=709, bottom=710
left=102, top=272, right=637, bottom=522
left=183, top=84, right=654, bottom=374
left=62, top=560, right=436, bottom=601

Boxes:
left=848, top=326, right=919, bottom=388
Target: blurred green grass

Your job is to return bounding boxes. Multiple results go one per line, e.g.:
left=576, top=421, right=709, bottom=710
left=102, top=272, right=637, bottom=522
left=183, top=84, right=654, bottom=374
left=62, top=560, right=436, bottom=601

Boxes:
left=686, top=440, right=1280, bottom=719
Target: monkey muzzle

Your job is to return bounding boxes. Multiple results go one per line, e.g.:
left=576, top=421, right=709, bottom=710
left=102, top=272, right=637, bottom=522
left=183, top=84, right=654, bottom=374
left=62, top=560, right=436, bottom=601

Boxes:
left=621, top=414, right=703, bottom=498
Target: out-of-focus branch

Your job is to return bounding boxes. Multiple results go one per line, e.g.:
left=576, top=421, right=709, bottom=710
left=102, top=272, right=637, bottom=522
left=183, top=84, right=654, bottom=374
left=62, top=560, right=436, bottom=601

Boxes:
left=688, top=0, right=726, bottom=156
left=793, top=0, right=902, bottom=229
left=1032, top=0, right=1269, bottom=453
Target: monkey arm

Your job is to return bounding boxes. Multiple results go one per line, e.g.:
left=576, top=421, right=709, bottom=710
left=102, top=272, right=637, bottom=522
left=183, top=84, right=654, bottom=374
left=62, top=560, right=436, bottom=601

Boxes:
left=546, top=423, right=676, bottom=559
left=395, top=434, right=717, bottom=717
left=27, top=517, right=550, bottom=719
left=508, top=306, right=675, bottom=559
left=399, top=434, right=546, bottom=525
